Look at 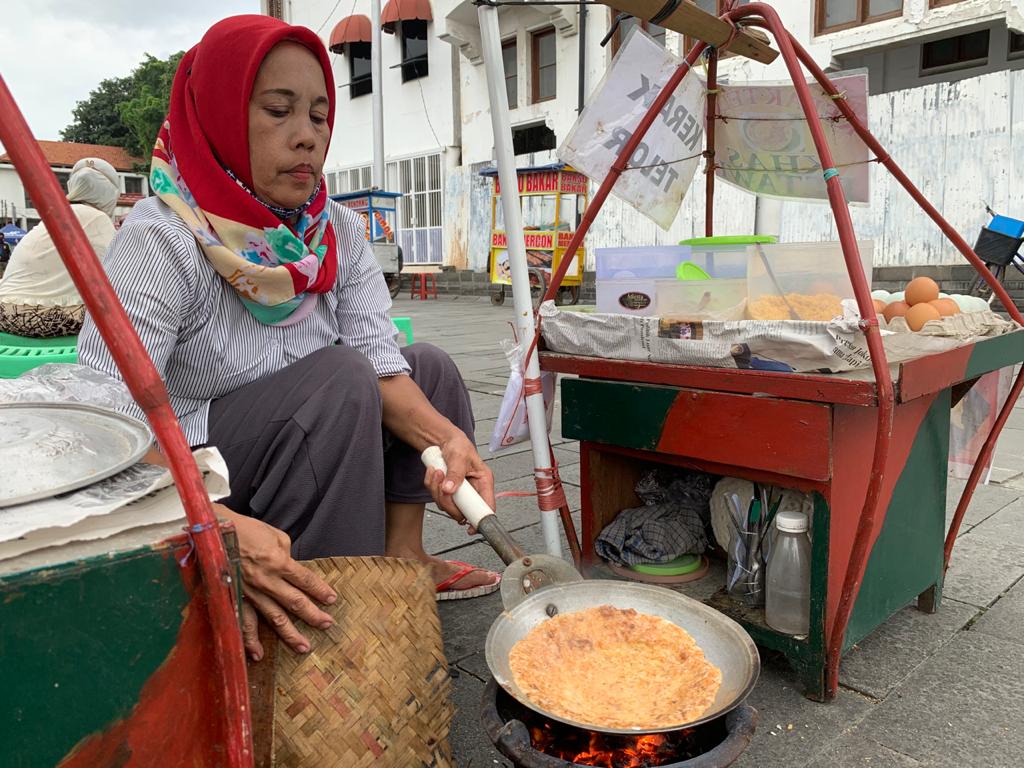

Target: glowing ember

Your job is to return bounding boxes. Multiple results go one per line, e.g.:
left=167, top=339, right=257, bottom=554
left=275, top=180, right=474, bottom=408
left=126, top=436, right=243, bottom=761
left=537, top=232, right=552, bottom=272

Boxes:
left=529, top=723, right=703, bottom=767
left=495, top=686, right=726, bottom=767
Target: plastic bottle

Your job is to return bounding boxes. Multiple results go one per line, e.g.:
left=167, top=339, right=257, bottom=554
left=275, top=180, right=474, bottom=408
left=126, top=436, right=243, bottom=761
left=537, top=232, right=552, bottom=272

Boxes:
left=765, top=510, right=811, bottom=636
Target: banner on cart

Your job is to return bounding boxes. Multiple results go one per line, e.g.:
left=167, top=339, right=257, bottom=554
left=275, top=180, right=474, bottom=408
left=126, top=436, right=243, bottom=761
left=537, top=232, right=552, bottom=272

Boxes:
left=714, top=71, right=870, bottom=203
left=558, top=28, right=705, bottom=229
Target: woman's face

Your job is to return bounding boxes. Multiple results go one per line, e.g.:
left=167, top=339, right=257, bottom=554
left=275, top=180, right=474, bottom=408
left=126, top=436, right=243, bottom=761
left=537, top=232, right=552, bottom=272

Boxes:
left=248, top=42, right=330, bottom=210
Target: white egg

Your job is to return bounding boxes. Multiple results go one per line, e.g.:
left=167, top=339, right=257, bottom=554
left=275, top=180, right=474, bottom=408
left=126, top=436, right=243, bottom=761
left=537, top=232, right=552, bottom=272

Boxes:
left=939, top=292, right=949, bottom=298
left=871, top=289, right=891, bottom=301
left=889, top=291, right=905, bottom=302
left=967, top=295, right=992, bottom=313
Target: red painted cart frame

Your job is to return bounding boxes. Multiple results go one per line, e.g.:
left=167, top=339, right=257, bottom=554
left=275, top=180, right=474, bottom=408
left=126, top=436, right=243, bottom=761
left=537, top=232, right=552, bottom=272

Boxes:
left=0, top=79, right=253, bottom=765
left=530, top=2, right=1024, bottom=701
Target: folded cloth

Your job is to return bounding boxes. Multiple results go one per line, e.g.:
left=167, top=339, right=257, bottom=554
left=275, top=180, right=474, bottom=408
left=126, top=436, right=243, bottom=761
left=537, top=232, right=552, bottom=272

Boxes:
left=596, top=502, right=709, bottom=566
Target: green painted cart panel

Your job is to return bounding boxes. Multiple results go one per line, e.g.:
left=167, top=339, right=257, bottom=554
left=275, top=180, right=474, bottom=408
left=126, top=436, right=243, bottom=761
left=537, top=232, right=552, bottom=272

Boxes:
left=562, top=378, right=679, bottom=450
left=844, top=391, right=950, bottom=650
left=0, top=545, right=189, bottom=767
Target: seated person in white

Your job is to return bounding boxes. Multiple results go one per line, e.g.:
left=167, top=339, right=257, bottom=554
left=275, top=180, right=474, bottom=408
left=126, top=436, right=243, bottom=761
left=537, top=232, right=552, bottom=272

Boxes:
left=0, top=157, right=119, bottom=338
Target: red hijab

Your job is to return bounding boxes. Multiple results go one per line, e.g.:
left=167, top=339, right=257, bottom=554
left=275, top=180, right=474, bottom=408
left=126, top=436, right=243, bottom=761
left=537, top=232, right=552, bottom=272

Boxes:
left=151, top=15, right=338, bottom=324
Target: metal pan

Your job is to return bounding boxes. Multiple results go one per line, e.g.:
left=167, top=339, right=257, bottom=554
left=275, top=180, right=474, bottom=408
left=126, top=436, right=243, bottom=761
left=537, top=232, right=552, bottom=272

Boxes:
left=420, top=447, right=760, bottom=734
left=0, top=403, right=152, bottom=508
left=485, top=579, right=760, bottom=735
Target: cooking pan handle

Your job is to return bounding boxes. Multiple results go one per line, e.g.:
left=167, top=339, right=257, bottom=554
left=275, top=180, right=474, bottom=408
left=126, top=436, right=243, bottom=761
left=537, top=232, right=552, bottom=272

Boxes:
left=421, top=446, right=526, bottom=565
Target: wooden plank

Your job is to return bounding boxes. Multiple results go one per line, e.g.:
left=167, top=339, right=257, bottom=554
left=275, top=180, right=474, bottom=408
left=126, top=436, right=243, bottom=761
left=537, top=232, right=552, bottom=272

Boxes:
left=579, top=445, right=645, bottom=573
left=584, top=442, right=829, bottom=495
left=603, top=0, right=778, bottom=63
left=541, top=352, right=879, bottom=406
left=563, top=379, right=834, bottom=481
left=897, top=331, right=1024, bottom=403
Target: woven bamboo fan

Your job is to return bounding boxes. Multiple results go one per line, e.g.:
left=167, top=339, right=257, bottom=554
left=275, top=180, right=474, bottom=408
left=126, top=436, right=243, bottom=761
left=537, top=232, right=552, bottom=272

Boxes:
left=248, top=556, right=453, bottom=767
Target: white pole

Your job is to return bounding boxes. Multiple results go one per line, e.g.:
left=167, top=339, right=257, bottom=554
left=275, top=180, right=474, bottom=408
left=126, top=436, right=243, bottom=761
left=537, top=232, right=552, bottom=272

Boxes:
left=370, top=0, right=385, bottom=188
left=477, top=4, right=564, bottom=558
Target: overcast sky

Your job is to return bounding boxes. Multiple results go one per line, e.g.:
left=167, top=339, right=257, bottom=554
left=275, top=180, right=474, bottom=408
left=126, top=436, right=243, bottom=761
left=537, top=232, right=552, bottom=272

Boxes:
left=0, top=0, right=262, bottom=147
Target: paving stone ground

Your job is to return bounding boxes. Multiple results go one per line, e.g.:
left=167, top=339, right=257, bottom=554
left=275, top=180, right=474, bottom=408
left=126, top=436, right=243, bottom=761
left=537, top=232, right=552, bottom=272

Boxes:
left=395, top=295, right=1024, bottom=768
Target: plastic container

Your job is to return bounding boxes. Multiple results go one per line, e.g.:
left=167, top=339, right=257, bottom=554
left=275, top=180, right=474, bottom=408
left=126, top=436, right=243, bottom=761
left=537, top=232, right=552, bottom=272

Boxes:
left=765, top=510, right=812, bottom=636
left=655, top=277, right=747, bottom=320
left=595, top=245, right=693, bottom=280
left=747, top=240, right=874, bottom=321
left=597, top=278, right=660, bottom=315
left=679, top=235, right=777, bottom=280
left=595, top=246, right=692, bottom=316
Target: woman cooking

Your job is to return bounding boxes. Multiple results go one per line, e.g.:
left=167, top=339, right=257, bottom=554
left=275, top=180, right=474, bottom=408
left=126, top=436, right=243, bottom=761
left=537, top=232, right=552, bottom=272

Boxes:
left=78, top=15, right=500, bottom=662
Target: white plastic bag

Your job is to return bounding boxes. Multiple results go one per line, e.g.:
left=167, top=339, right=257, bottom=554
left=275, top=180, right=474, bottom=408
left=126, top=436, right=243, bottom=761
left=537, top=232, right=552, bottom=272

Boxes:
left=489, top=339, right=556, bottom=454
left=949, top=366, right=1014, bottom=481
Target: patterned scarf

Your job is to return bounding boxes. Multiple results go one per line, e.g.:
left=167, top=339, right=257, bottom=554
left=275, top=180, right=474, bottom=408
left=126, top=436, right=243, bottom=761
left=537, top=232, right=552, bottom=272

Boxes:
left=150, top=15, right=338, bottom=326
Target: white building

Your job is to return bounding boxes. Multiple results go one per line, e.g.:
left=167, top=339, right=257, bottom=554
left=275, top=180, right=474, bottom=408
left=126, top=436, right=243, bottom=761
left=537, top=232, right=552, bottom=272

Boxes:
left=282, top=0, right=459, bottom=266
left=0, top=141, right=149, bottom=231
left=276, top=0, right=1024, bottom=269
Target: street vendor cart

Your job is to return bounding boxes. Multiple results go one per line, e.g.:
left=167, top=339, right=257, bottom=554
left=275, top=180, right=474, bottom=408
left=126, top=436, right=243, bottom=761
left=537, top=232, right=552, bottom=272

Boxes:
left=509, top=2, right=1024, bottom=706
left=482, top=163, right=587, bottom=307
left=330, top=189, right=404, bottom=297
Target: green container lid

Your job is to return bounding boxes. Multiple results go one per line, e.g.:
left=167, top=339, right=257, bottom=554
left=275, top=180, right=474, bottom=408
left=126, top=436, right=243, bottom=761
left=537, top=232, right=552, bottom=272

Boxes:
left=629, top=554, right=703, bottom=576
left=680, top=235, right=778, bottom=246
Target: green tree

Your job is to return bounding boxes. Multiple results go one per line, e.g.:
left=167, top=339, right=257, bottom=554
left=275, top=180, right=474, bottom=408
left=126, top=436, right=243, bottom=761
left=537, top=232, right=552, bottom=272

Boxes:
left=117, top=52, right=184, bottom=158
left=60, top=76, right=134, bottom=148
left=61, top=52, right=184, bottom=165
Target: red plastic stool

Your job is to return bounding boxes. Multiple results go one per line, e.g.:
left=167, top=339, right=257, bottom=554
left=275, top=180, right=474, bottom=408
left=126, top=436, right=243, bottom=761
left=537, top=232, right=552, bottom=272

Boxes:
left=410, top=272, right=438, bottom=300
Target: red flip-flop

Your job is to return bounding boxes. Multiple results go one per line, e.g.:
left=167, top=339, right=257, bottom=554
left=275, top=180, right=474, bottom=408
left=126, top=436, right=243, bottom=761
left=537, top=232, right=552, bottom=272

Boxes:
left=435, top=560, right=501, bottom=601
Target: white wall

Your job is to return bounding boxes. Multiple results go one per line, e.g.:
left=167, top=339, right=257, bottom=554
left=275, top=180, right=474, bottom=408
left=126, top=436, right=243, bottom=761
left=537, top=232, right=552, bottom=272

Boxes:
left=287, top=0, right=457, bottom=173
left=0, top=167, right=30, bottom=228
left=710, top=0, right=1024, bottom=86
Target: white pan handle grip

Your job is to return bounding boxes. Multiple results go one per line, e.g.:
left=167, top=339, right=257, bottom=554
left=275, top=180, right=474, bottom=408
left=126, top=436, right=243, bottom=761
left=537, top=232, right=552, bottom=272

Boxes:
left=421, top=446, right=495, bottom=529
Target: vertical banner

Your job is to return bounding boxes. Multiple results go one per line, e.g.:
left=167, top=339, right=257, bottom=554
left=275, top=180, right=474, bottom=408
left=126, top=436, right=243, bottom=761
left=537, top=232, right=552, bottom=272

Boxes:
left=714, top=71, right=870, bottom=203
left=558, top=29, right=706, bottom=229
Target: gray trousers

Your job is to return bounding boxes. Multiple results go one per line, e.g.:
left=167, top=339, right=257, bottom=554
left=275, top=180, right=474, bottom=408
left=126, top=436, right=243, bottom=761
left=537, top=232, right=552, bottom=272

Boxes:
left=207, top=343, right=476, bottom=559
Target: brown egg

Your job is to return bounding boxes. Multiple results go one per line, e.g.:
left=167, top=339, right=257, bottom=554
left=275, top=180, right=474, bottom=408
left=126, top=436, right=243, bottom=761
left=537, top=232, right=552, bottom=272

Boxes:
left=883, top=300, right=909, bottom=323
left=872, top=298, right=887, bottom=315
left=929, top=298, right=960, bottom=317
left=904, top=276, right=940, bottom=306
left=906, top=302, right=941, bottom=331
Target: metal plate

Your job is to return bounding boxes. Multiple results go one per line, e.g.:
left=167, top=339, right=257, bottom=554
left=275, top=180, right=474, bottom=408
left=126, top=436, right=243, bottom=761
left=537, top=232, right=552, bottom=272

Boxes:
left=485, top=580, right=760, bottom=735
left=0, top=403, right=152, bottom=508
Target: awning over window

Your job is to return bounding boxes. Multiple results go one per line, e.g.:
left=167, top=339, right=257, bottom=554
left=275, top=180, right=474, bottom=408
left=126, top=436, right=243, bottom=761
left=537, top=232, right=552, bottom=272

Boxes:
left=328, top=14, right=372, bottom=52
left=381, top=0, right=432, bottom=34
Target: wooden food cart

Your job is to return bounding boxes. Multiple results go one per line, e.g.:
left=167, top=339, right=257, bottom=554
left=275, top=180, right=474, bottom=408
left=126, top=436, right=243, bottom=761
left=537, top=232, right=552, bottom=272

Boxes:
left=481, top=163, right=587, bottom=307
left=541, top=332, right=1024, bottom=699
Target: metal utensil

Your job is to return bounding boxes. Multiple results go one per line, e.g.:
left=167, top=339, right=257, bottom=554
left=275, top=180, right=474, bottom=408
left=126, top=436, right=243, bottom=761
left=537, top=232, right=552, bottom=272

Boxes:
left=0, top=403, right=152, bottom=508
left=728, top=492, right=745, bottom=534
left=754, top=243, right=800, bottom=320
left=421, top=447, right=581, bottom=608
left=485, top=580, right=760, bottom=735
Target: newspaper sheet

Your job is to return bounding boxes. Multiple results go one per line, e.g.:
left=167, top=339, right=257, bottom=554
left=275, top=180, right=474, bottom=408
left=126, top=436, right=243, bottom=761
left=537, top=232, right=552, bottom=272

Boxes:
left=0, top=447, right=230, bottom=561
left=540, top=302, right=1017, bottom=374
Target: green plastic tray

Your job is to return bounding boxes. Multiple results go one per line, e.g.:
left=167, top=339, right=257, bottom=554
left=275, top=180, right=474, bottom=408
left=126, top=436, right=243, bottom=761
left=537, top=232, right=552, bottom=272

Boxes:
left=629, top=554, right=703, bottom=576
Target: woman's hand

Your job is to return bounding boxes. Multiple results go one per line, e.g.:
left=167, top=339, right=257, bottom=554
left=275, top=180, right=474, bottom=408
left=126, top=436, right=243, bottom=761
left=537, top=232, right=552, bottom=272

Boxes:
left=213, top=503, right=337, bottom=661
left=423, top=431, right=496, bottom=526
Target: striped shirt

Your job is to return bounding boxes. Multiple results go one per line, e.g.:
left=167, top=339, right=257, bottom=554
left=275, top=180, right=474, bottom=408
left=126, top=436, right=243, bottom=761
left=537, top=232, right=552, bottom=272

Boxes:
left=78, top=196, right=410, bottom=446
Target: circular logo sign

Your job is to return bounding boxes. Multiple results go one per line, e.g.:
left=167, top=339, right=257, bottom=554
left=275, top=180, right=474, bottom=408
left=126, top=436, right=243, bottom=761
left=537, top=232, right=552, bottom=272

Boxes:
left=619, top=291, right=652, bottom=310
